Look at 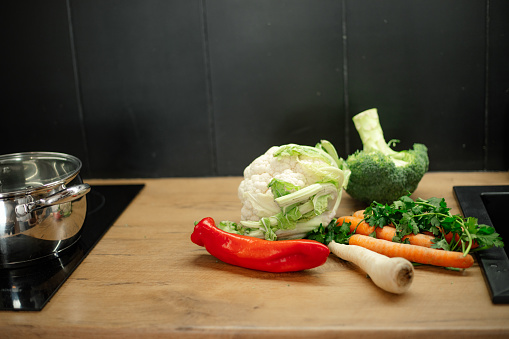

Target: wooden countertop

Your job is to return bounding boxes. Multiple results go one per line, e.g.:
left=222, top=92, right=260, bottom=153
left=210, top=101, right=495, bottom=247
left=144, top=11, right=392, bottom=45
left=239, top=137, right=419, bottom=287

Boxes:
left=2, top=172, right=509, bottom=338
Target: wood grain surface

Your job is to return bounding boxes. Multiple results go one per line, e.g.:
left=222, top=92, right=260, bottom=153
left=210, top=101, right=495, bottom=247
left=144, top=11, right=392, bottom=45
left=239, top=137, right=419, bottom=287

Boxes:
left=1, top=172, right=509, bottom=338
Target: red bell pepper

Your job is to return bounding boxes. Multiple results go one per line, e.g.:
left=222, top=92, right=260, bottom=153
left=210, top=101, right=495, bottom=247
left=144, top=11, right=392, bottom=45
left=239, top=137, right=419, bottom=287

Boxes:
left=191, top=217, right=330, bottom=273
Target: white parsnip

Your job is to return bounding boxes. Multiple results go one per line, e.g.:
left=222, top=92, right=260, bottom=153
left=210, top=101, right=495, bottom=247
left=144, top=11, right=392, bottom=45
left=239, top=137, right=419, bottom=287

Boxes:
left=328, top=240, right=414, bottom=294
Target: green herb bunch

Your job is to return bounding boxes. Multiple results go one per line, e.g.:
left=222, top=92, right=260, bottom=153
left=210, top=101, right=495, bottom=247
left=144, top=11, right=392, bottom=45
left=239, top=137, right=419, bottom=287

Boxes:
left=306, top=219, right=350, bottom=245
left=363, top=195, right=504, bottom=256
left=306, top=195, right=504, bottom=258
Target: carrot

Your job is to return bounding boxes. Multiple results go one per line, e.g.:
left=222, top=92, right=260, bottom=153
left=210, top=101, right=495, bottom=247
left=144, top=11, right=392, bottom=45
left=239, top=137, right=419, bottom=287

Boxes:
left=349, top=234, right=474, bottom=269
left=337, top=216, right=375, bottom=234
left=377, top=227, right=436, bottom=248
left=337, top=216, right=436, bottom=248
left=328, top=240, right=414, bottom=294
left=421, top=231, right=479, bottom=250
left=444, top=232, right=479, bottom=249
left=352, top=211, right=479, bottom=250
left=352, top=209, right=365, bottom=219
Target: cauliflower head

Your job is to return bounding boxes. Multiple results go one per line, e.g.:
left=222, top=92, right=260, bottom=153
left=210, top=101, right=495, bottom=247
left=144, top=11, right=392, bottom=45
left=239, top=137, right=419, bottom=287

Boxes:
left=222, top=141, right=349, bottom=240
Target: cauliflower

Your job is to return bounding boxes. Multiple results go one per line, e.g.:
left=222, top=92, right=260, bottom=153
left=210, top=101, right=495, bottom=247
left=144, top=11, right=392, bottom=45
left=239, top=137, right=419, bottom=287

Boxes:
left=220, top=141, right=350, bottom=240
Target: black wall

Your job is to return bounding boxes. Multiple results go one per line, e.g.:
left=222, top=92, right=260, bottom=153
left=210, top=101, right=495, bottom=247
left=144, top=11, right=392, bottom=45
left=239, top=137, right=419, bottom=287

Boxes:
left=2, top=0, right=508, bottom=179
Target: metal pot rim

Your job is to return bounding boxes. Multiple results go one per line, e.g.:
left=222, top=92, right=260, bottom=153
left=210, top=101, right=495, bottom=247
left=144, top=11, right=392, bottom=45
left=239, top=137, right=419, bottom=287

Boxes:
left=0, top=151, right=83, bottom=199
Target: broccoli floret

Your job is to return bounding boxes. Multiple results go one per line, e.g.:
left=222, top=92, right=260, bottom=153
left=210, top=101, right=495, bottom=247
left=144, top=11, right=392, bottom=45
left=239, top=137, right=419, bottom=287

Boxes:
left=345, top=108, right=429, bottom=205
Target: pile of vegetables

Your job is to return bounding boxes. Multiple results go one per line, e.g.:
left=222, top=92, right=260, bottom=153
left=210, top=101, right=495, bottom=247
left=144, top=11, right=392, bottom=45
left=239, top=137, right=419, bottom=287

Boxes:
left=192, top=215, right=416, bottom=293
left=190, top=108, right=505, bottom=295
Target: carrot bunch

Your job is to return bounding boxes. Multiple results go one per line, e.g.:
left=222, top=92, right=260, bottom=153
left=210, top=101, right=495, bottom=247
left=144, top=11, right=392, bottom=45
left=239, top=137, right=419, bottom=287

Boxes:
left=341, top=194, right=505, bottom=270
left=338, top=211, right=475, bottom=269
left=337, top=215, right=437, bottom=248
left=306, top=196, right=503, bottom=270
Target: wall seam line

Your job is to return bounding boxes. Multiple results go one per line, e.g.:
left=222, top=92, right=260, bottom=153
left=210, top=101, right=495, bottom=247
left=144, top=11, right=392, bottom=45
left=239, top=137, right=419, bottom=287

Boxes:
left=66, top=0, right=91, bottom=175
left=200, top=0, right=218, bottom=176
left=341, top=0, right=350, bottom=155
left=483, top=0, right=490, bottom=170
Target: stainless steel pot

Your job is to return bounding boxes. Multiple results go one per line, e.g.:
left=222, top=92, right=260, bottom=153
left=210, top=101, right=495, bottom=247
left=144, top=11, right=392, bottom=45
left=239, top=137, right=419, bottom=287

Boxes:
left=0, top=152, right=90, bottom=268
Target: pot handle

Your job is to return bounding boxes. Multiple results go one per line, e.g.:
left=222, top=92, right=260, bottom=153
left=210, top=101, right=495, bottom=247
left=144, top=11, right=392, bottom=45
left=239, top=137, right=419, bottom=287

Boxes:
left=15, top=183, right=91, bottom=217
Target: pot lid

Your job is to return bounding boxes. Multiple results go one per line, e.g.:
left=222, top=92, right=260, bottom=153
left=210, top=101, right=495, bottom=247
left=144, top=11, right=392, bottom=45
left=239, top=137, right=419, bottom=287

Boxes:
left=0, top=152, right=82, bottom=196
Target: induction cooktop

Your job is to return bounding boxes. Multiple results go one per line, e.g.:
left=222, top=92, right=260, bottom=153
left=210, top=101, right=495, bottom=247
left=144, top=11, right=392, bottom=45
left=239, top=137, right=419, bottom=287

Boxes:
left=0, top=184, right=144, bottom=311
left=454, top=185, right=509, bottom=304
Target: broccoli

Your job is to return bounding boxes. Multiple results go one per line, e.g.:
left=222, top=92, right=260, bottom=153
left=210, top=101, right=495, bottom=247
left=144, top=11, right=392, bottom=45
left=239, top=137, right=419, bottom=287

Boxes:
left=345, top=108, right=429, bottom=205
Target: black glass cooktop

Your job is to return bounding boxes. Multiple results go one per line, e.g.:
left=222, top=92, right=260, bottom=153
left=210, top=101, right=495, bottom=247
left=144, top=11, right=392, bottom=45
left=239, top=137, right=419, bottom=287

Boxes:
left=454, top=185, right=509, bottom=304
left=0, top=184, right=144, bottom=311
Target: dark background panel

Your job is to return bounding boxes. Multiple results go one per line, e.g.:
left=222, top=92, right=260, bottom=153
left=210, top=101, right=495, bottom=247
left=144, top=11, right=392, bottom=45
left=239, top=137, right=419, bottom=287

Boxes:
left=70, top=0, right=213, bottom=178
left=0, top=0, right=507, bottom=179
left=486, top=0, right=509, bottom=171
left=1, top=0, right=88, bottom=167
left=345, top=0, right=487, bottom=170
left=207, top=0, right=345, bottom=174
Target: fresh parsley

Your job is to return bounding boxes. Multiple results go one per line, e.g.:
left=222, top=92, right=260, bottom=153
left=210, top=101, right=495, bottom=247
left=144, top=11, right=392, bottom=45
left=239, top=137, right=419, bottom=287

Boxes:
left=363, top=195, right=504, bottom=256
left=306, top=219, right=351, bottom=245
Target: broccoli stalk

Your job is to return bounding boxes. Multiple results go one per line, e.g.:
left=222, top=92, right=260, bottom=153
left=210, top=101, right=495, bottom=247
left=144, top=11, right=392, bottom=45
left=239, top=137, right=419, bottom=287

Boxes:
left=345, top=108, right=429, bottom=205
left=353, top=109, right=405, bottom=165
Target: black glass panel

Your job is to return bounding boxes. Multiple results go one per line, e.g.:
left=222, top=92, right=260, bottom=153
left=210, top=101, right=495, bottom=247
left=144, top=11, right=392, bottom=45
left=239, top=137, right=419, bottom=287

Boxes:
left=481, top=192, right=509, bottom=257
left=454, top=185, right=509, bottom=304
